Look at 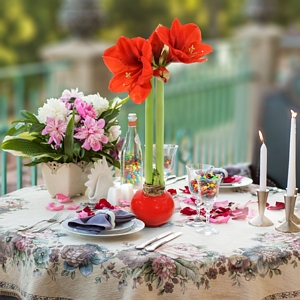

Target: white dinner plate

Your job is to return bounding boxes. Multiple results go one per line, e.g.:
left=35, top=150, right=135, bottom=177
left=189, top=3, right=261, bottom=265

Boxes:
left=220, top=176, right=253, bottom=188
left=61, top=219, right=145, bottom=237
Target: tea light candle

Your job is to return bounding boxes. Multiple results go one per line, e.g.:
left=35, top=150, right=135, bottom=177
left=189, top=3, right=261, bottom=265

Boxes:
left=287, top=110, right=297, bottom=197
left=259, top=131, right=267, bottom=191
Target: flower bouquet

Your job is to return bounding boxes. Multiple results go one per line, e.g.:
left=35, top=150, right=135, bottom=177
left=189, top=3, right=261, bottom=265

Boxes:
left=103, top=18, right=212, bottom=226
left=1, top=88, right=128, bottom=197
left=1, top=88, right=127, bottom=167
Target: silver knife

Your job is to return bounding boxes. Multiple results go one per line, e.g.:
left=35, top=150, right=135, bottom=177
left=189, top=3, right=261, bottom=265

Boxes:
left=135, top=231, right=174, bottom=250
left=165, top=175, right=187, bottom=185
left=145, top=232, right=182, bottom=252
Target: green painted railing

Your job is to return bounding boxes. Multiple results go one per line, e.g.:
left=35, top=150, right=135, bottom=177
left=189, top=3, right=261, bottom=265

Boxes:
left=0, top=60, right=71, bottom=195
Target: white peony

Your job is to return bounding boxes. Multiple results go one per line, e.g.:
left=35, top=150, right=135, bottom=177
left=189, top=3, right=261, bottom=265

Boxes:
left=108, top=125, right=121, bottom=142
left=84, top=93, right=109, bottom=116
left=37, top=98, right=69, bottom=124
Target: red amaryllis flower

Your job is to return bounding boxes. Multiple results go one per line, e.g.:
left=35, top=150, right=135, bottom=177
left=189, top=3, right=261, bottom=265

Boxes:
left=155, top=18, right=213, bottom=64
left=103, top=36, right=153, bottom=104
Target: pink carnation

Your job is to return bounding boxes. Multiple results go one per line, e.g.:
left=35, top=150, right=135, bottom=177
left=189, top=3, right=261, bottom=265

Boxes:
left=74, top=98, right=97, bottom=119
left=42, top=117, right=67, bottom=148
left=74, top=116, right=109, bottom=151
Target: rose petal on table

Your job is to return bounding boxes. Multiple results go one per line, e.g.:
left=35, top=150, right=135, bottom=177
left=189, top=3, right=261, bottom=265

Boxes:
left=180, top=207, right=196, bottom=215
left=78, top=206, right=95, bottom=216
left=56, top=194, right=73, bottom=203
left=267, top=201, right=285, bottom=210
left=167, top=188, right=177, bottom=195
left=78, top=211, right=88, bottom=218
left=210, top=216, right=231, bottom=223
left=173, top=198, right=181, bottom=210
left=94, top=199, right=116, bottom=210
left=231, top=207, right=249, bottom=220
left=183, top=197, right=196, bottom=204
left=67, top=204, right=80, bottom=210
left=46, top=202, right=64, bottom=211
left=119, top=199, right=131, bottom=207
left=214, top=200, right=229, bottom=207
left=179, top=186, right=190, bottom=194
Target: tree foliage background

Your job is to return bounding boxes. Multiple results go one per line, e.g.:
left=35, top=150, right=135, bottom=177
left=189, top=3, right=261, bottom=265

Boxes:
left=1, top=0, right=300, bottom=67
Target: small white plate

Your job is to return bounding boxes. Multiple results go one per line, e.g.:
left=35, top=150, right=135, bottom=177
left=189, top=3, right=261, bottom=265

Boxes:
left=220, top=177, right=253, bottom=188
left=61, top=219, right=145, bottom=237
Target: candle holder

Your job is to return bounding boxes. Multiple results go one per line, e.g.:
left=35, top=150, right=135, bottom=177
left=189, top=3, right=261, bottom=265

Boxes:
left=278, top=188, right=300, bottom=224
left=249, top=190, right=273, bottom=227
left=275, top=195, right=300, bottom=233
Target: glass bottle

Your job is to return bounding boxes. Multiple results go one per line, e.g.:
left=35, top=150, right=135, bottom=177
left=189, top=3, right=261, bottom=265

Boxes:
left=120, top=113, right=143, bottom=189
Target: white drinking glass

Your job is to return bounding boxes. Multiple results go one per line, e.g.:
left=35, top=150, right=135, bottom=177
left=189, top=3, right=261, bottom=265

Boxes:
left=153, top=144, right=178, bottom=180
left=186, top=163, right=214, bottom=227
left=196, top=174, right=222, bottom=235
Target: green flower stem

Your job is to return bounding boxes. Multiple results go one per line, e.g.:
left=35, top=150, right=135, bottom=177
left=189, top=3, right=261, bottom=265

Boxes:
left=156, top=78, right=164, bottom=187
left=145, top=77, right=154, bottom=184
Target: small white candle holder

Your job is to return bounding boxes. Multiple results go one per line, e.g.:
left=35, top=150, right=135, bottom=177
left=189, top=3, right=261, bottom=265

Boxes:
left=278, top=188, right=300, bottom=224
left=249, top=190, right=273, bottom=227
left=276, top=194, right=300, bottom=233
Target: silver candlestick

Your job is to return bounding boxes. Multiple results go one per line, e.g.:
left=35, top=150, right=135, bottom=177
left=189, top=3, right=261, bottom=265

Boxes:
left=275, top=194, right=300, bottom=233
left=249, top=190, right=273, bottom=227
left=278, top=188, right=300, bottom=224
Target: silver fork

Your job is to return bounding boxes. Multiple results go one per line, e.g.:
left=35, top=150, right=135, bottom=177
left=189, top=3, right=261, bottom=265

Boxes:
left=18, top=212, right=63, bottom=231
left=32, top=213, right=75, bottom=233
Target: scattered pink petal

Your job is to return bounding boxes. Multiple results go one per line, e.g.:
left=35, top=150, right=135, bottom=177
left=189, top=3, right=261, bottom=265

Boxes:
left=183, top=197, right=196, bottom=204
left=46, top=202, right=64, bottom=211
left=67, top=205, right=80, bottom=210
left=77, top=206, right=94, bottom=216
left=56, top=194, right=73, bottom=203
left=173, top=198, right=181, bottom=210
left=231, top=207, right=249, bottom=220
left=247, top=209, right=256, bottom=219
left=210, top=216, right=231, bottom=223
left=267, top=201, right=285, bottom=210
left=119, top=199, right=131, bottom=207
left=214, top=200, right=229, bottom=207
left=78, top=211, right=88, bottom=218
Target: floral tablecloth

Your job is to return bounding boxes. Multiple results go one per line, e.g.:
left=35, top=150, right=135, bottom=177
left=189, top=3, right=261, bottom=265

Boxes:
left=0, top=183, right=299, bottom=300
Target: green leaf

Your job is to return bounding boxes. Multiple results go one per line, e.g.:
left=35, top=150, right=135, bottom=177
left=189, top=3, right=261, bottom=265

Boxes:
left=63, top=112, right=74, bottom=161
left=174, top=258, right=199, bottom=282
left=20, top=110, right=39, bottom=122
left=1, top=138, right=59, bottom=158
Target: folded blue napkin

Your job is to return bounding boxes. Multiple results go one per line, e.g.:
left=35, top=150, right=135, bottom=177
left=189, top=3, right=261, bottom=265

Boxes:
left=68, top=210, right=136, bottom=234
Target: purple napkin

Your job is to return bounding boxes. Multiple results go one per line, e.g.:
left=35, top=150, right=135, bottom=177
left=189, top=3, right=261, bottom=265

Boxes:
left=68, top=210, right=136, bottom=234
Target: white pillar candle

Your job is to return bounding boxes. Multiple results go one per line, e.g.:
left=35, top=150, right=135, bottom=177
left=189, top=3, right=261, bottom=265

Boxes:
left=287, top=110, right=297, bottom=196
left=259, top=131, right=267, bottom=191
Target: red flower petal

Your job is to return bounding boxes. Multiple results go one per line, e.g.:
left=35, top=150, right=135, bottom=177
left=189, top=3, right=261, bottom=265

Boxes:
left=267, top=201, right=285, bottom=210
left=103, top=36, right=153, bottom=104
left=180, top=207, right=196, bottom=215
left=156, top=18, right=213, bottom=64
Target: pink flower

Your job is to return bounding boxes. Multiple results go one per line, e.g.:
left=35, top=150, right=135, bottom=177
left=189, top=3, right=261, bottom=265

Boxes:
left=152, top=256, right=176, bottom=280
left=42, top=117, right=67, bottom=148
left=74, top=98, right=97, bottom=119
left=74, top=116, right=109, bottom=151
left=60, top=88, right=84, bottom=102
left=15, top=237, right=31, bottom=252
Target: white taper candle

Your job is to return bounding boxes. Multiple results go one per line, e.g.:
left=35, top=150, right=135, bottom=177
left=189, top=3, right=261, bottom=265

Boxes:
left=287, top=110, right=297, bottom=197
left=259, top=131, right=267, bottom=191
